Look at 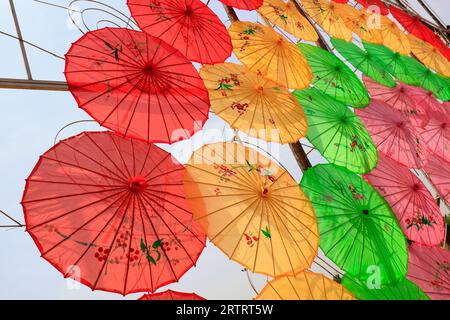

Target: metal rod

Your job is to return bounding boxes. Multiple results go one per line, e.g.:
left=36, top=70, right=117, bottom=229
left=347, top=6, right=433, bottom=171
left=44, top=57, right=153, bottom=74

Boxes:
left=416, top=0, right=447, bottom=30
left=0, top=78, right=68, bottom=91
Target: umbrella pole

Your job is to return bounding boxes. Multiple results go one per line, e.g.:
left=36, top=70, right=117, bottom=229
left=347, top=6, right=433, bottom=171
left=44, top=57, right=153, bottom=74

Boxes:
left=0, top=209, right=24, bottom=228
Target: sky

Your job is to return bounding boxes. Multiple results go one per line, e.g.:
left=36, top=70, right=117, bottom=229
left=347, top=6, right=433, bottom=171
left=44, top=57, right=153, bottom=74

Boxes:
left=0, top=0, right=448, bottom=300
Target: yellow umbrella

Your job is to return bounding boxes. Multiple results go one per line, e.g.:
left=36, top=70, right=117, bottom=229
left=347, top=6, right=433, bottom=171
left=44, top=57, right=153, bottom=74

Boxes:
left=256, top=272, right=356, bottom=300
left=258, top=0, right=318, bottom=41
left=184, top=142, right=319, bottom=277
left=199, top=63, right=308, bottom=144
left=378, top=14, right=411, bottom=55
left=301, top=0, right=352, bottom=42
left=229, top=21, right=312, bottom=90
left=408, top=34, right=450, bottom=77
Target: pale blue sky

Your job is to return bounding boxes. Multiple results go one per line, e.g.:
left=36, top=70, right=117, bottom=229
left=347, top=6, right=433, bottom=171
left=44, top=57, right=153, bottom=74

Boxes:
left=0, top=0, right=448, bottom=300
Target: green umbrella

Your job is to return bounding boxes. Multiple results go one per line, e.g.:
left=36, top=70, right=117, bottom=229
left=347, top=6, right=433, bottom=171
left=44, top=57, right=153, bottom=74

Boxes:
left=330, top=38, right=396, bottom=88
left=300, top=164, right=408, bottom=285
left=363, top=41, right=420, bottom=86
left=341, top=275, right=430, bottom=300
left=297, top=43, right=370, bottom=108
left=400, top=55, right=450, bottom=101
left=293, top=88, right=378, bottom=174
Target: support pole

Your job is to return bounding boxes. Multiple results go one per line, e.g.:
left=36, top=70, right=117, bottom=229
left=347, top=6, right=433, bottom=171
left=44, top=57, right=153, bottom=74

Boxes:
left=0, top=78, right=68, bottom=91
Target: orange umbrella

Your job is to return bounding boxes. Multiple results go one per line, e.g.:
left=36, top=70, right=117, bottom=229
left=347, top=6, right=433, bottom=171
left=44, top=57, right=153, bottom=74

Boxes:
left=183, top=142, right=319, bottom=278
left=229, top=21, right=312, bottom=90
left=258, top=0, right=318, bottom=41
left=199, top=63, right=308, bottom=144
left=256, top=272, right=356, bottom=300
left=378, top=14, right=411, bottom=55
left=408, top=34, right=450, bottom=77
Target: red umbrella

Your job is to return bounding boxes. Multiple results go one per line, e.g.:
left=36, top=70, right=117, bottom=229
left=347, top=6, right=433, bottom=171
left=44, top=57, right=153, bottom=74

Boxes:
left=419, top=106, right=450, bottom=163
left=127, top=0, right=232, bottom=64
left=364, top=154, right=445, bottom=246
left=65, top=27, right=210, bottom=144
left=22, top=131, right=206, bottom=295
left=407, top=244, right=450, bottom=300
left=218, top=0, right=263, bottom=10
left=423, top=153, right=450, bottom=206
left=363, top=76, right=429, bottom=128
left=332, top=0, right=349, bottom=3
left=355, top=99, right=425, bottom=169
left=355, top=0, right=388, bottom=15
left=139, top=290, right=206, bottom=300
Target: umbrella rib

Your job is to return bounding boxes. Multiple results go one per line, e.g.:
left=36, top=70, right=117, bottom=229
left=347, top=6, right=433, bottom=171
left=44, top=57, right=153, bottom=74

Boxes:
left=123, top=195, right=137, bottom=295
left=192, top=194, right=258, bottom=221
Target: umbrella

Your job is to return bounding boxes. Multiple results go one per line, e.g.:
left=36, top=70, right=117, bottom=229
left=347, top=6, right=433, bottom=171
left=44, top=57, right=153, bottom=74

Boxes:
left=362, top=76, right=429, bottom=128
left=139, top=290, right=206, bottom=300
left=355, top=0, right=388, bottom=16
left=407, top=244, right=450, bottom=300
left=332, top=0, right=348, bottom=3
left=418, top=106, right=450, bottom=163
left=423, top=153, right=450, bottom=206
left=183, top=142, right=320, bottom=277
left=256, top=272, right=356, bottom=300
left=301, top=0, right=353, bottom=41
left=300, top=164, right=408, bottom=285
left=22, top=131, right=206, bottom=295
left=355, top=99, right=425, bottom=168
left=341, top=275, right=430, bottom=300
left=64, top=27, right=210, bottom=144
left=377, top=14, right=411, bottom=55
left=229, top=21, right=312, bottom=90
left=257, top=0, right=319, bottom=41
left=330, top=37, right=396, bottom=88
left=297, top=43, right=370, bottom=107
left=200, top=62, right=308, bottom=144
left=127, top=0, right=232, bottom=64
left=363, top=41, right=418, bottom=86
left=293, top=87, right=378, bottom=174
left=363, top=154, right=445, bottom=246
left=218, top=0, right=263, bottom=10
left=408, top=34, right=450, bottom=78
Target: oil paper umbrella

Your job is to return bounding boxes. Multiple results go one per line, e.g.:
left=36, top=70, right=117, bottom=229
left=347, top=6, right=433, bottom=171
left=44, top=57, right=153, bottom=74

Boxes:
left=418, top=106, right=450, bottom=163
left=423, top=153, right=450, bottom=206
left=355, top=99, right=425, bottom=168
left=256, top=272, right=356, bottom=300
left=330, top=37, right=396, bottom=88
left=301, top=0, right=353, bottom=41
left=363, top=154, right=445, bottom=246
left=408, top=34, right=450, bottom=78
left=200, top=63, right=308, bottom=144
left=257, top=0, right=318, bottom=41
left=139, top=290, right=206, bottom=300
left=293, top=88, right=378, bottom=174
left=341, top=275, right=430, bottom=300
left=377, top=14, right=411, bottom=55
left=407, top=244, right=450, bottom=300
left=183, top=142, right=320, bottom=277
left=300, top=164, right=408, bottom=285
left=22, top=131, right=206, bottom=295
left=127, top=0, right=232, bottom=64
left=218, top=0, right=263, bottom=10
left=64, top=27, right=210, bottom=144
left=355, top=0, right=388, bottom=16
left=229, top=21, right=312, bottom=90
left=297, top=43, right=370, bottom=107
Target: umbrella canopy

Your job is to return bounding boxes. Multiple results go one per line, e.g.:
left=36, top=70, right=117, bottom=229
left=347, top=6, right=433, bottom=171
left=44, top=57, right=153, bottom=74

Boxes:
left=64, top=27, right=210, bottom=144
left=407, top=244, right=450, bottom=300
left=301, top=0, right=353, bottom=41
left=256, top=272, right=356, bottom=300
left=139, top=290, right=206, bottom=300
left=258, top=0, right=318, bottom=41
left=419, top=106, right=450, bottom=163
left=22, top=131, right=206, bottom=295
left=297, top=43, right=370, bottom=107
left=355, top=99, right=425, bottom=168
left=364, top=154, right=445, bottom=246
left=362, top=76, right=429, bottom=128
left=330, top=37, right=396, bottom=88
left=293, top=88, right=378, bottom=174
left=127, top=0, right=232, bottom=64
left=423, top=153, right=450, bottom=206
left=355, top=0, right=388, bottom=16
left=300, top=164, right=408, bottom=285
left=218, top=0, right=263, bottom=10
left=229, top=21, right=312, bottom=90
left=377, top=14, right=411, bottom=55
left=200, top=63, right=308, bottom=144
left=341, top=275, right=430, bottom=300
left=183, top=142, right=319, bottom=277
left=408, top=34, right=450, bottom=78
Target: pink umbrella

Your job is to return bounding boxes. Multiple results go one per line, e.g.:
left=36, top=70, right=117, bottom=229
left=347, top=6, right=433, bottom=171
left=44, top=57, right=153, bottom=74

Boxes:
left=364, top=154, right=444, bottom=246
left=423, top=153, right=450, bottom=206
left=355, top=99, right=425, bottom=169
left=419, top=106, right=450, bottom=163
left=407, top=244, right=450, bottom=300
left=363, top=76, right=429, bottom=128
